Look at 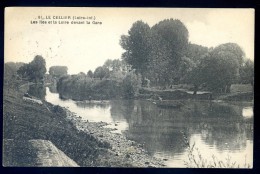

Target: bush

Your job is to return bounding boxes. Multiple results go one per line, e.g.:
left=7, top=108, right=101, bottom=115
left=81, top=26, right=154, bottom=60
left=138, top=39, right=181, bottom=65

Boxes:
left=57, top=75, right=122, bottom=100
left=122, top=71, right=141, bottom=99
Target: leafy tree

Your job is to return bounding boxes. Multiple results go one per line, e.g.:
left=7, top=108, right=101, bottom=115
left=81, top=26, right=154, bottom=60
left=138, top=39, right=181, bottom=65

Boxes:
left=151, top=19, right=189, bottom=67
left=17, top=55, right=46, bottom=83
left=196, top=43, right=245, bottom=93
left=120, top=19, right=190, bottom=87
left=87, top=70, right=94, bottom=78
left=103, top=59, right=114, bottom=71
left=181, top=44, right=209, bottom=93
left=27, top=84, right=46, bottom=100
left=148, top=19, right=189, bottom=86
left=184, top=43, right=245, bottom=94
left=120, top=21, right=152, bottom=75
left=94, top=66, right=109, bottom=80
left=146, top=35, right=172, bottom=86
left=104, top=59, right=124, bottom=72
left=151, top=19, right=189, bottom=55
left=17, top=63, right=29, bottom=78
left=239, top=59, right=254, bottom=85
left=29, top=55, right=47, bottom=82
left=111, top=59, right=123, bottom=72
left=4, top=62, right=25, bottom=80
left=109, top=70, right=125, bottom=81
left=122, top=70, right=141, bottom=99
left=176, top=56, right=196, bottom=83
left=185, top=43, right=209, bottom=65
left=211, top=43, right=244, bottom=66
left=49, top=66, right=68, bottom=78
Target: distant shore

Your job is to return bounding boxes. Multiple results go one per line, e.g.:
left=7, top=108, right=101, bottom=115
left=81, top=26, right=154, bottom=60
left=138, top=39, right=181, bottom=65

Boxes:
left=57, top=83, right=253, bottom=102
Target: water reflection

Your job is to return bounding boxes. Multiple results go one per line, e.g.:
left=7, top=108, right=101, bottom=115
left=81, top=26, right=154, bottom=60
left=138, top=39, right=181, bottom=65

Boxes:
left=107, top=100, right=253, bottom=167
left=75, top=101, right=110, bottom=109
left=45, top=87, right=253, bottom=167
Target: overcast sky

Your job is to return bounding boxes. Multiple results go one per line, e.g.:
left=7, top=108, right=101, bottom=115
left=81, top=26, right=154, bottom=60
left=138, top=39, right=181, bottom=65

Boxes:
left=5, top=8, right=254, bottom=74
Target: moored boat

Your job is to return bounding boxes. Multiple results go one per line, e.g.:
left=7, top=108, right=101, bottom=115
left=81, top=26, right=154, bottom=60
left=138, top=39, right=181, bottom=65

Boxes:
left=153, top=100, right=183, bottom=109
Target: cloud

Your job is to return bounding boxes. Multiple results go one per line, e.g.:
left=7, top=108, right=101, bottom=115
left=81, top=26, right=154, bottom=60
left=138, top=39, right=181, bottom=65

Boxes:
left=186, top=9, right=254, bottom=60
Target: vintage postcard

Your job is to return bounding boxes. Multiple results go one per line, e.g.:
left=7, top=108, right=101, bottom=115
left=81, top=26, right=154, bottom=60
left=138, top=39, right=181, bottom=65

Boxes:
left=3, top=7, right=254, bottom=168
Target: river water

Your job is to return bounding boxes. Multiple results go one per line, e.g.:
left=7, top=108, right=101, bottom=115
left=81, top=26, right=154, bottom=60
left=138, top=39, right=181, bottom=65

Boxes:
left=43, top=87, right=253, bottom=168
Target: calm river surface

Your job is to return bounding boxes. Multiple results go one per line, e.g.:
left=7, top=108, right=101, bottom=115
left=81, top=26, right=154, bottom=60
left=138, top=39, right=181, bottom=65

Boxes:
left=44, top=87, right=253, bottom=168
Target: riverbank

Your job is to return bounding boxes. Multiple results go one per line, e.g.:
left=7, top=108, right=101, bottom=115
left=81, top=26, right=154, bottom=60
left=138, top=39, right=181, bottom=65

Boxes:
left=64, top=109, right=165, bottom=167
left=3, top=86, right=165, bottom=167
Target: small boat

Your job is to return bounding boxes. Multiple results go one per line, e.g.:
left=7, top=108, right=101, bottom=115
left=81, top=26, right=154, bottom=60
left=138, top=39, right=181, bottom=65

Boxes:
left=154, top=100, right=183, bottom=109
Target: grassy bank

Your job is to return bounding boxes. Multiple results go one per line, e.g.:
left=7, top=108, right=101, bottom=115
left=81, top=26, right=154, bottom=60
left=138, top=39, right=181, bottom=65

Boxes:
left=3, top=83, right=165, bottom=167
left=3, top=85, right=135, bottom=166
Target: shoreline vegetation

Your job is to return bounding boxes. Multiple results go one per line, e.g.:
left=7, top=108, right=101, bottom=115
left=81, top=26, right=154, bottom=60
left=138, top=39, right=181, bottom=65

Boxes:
left=56, top=79, right=253, bottom=102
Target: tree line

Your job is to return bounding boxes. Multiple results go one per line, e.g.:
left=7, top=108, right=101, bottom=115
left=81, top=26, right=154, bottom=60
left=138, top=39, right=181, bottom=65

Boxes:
left=119, top=19, right=254, bottom=93
left=13, top=18, right=253, bottom=98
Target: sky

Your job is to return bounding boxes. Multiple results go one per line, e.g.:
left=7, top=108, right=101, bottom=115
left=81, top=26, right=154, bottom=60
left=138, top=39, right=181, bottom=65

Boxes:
left=5, top=8, right=254, bottom=74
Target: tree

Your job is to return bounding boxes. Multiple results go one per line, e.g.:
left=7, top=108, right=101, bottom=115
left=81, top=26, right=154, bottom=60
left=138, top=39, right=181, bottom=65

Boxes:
left=120, top=21, right=152, bottom=75
left=176, top=56, right=196, bottom=83
left=93, top=66, right=109, bottom=80
left=49, top=66, right=68, bottom=78
left=103, top=59, right=113, bottom=71
left=185, top=43, right=209, bottom=64
left=87, top=70, right=94, bottom=78
left=27, top=84, right=46, bottom=100
left=111, top=59, right=123, bottom=72
left=151, top=19, right=189, bottom=55
left=17, top=63, right=29, bottom=79
left=122, top=70, right=141, bottom=99
left=196, top=43, right=245, bottom=93
left=211, top=43, right=244, bottom=66
left=239, top=59, right=254, bottom=85
left=4, top=62, right=25, bottom=80
left=146, top=35, right=172, bottom=86
left=109, top=70, right=125, bottom=81
left=17, top=55, right=46, bottom=82
left=181, top=44, right=209, bottom=94
left=103, top=59, right=124, bottom=72
left=148, top=19, right=189, bottom=86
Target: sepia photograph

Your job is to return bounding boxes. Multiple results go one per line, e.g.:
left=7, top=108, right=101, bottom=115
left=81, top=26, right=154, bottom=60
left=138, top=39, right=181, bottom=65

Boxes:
left=3, top=7, right=254, bottom=168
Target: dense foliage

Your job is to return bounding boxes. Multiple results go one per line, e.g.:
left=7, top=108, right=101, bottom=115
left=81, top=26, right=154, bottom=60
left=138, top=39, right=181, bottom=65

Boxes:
left=49, top=66, right=68, bottom=78
left=17, top=55, right=46, bottom=83
left=57, top=70, right=141, bottom=100
left=58, top=19, right=253, bottom=98
left=87, top=70, right=94, bottom=78
left=4, top=62, right=25, bottom=81
left=120, top=19, right=253, bottom=93
left=93, top=66, right=110, bottom=80
left=239, top=59, right=254, bottom=85
left=120, top=21, right=151, bottom=75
